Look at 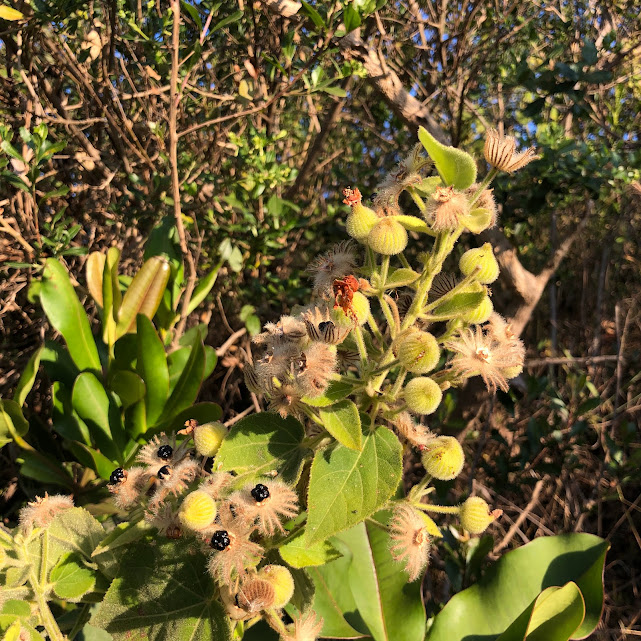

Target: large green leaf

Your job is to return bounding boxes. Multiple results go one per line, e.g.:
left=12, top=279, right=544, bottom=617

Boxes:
left=426, top=534, right=608, bottom=641
left=136, top=315, right=169, bottom=425
left=418, top=126, right=477, bottom=190
left=0, top=400, right=29, bottom=448
left=319, top=400, right=362, bottom=451
left=72, top=372, right=123, bottom=462
left=334, top=519, right=426, bottom=641
left=50, top=552, right=96, bottom=601
left=13, top=346, right=43, bottom=406
left=91, top=539, right=231, bottom=641
left=304, top=426, right=402, bottom=545
left=39, top=259, right=101, bottom=372
left=279, top=531, right=342, bottom=568
left=215, top=413, right=308, bottom=484
left=302, top=380, right=354, bottom=407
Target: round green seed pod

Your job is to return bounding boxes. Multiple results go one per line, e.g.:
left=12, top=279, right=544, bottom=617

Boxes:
left=396, top=331, right=440, bottom=374
left=404, top=377, right=442, bottom=415
left=459, top=496, right=495, bottom=534
left=421, top=436, right=464, bottom=480
left=367, top=218, right=408, bottom=255
left=346, top=203, right=380, bottom=242
left=194, top=422, right=227, bottom=458
left=179, top=491, right=217, bottom=531
left=461, top=294, right=493, bottom=324
left=331, top=290, right=370, bottom=327
left=459, top=242, right=500, bottom=284
left=258, top=565, right=295, bottom=608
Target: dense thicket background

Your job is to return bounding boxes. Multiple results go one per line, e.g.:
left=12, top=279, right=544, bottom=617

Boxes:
left=1, top=0, right=640, bottom=638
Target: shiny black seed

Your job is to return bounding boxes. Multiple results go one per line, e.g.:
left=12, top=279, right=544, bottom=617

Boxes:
left=318, top=321, right=334, bottom=332
left=109, top=468, right=126, bottom=485
left=210, top=530, right=231, bottom=551
left=157, top=444, right=173, bottom=460
left=157, top=465, right=171, bottom=480
left=251, top=483, right=270, bottom=502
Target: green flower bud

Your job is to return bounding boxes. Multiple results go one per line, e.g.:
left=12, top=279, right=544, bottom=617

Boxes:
left=367, top=218, right=408, bottom=255
left=331, top=290, right=370, bottom=327
left=459, top=242, right=500, bottom=284
left=404, top=377, right=442, bottom=415
left=461, top=294, right=493, bottom=324
left=194, top=422, right=227, bottom=458
left=179, top=491, right=217, bottom=531
left=346, top=205, right=380, bottom=242
left=459, top=496, right=500, bottom=534
left=421, top=436, right=464, bottom=480
left=258, top=565, right=295, bottom=608
left=396, top=331, right=440, bottom=374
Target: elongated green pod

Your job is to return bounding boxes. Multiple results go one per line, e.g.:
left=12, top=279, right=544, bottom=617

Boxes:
left=102, top=246, right=122, bottom=346
left=115, top=256, right=170, bottom=338
left=86, top=252, right=105, bottom=307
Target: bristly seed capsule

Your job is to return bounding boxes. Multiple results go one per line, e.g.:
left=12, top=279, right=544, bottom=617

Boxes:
left=157, top=444, right=173, bottom=460
left=109, top=468, right=126, bottom=485
left=157, top=465, right=171, bottom=480
left=251, top=483, right=270, bottom=502
left=210, top=530, right=231, bottom=551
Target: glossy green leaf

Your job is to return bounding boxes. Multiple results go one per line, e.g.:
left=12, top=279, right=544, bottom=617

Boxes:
left=41, top=340, right=78, bottom=389
left=302, top=380, right=354, bottom=407
left=102, top=247, right=122, bottom=346
left=13, top=346, right=43, bottom=406
left=91, top=539, right=231, bottom=641
left=39, top=259, right=101, bottom=372
left=210, top=9, right=243, bottom=33
left=18, top=451, right=73, bottom=488
left=336, top=519, right=426, bottom=641
left=72, top=372, right=123, bottom=461
left=161, top=335, right=205, bottom=421
left=418, top=126, right=477, bottom=190
left=526, top=583, right=585, bottom=641
left=343, top=3, right=361, bottom=32
left=51, top=381, right=91, bottom=445
left=115, top=257, right=170, bottom=338
left=319, top=400, right=362, bottom=451
left=50, top=552, right=96, bottom=601
left=136, top=315, right=169, bottom=424
left=300, top=1, right=325, bottom=28
left=0, top=400, right=29, bottom=448
left=186, top=261, right=223, bottom=315
left=86, top=251, right=105, bottom=306
left=305, top=426, right=402, bottom=545
left=215, top=413, right=308, bottom=484
left=67, top=441, right=115, bottom=479
left=108, top=370, right=146, bottom=409
left=426, top=534, right=608, bottom=641
left=279, top=530, right=342, bottom=568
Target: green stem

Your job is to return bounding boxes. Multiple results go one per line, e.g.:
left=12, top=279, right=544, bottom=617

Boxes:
left=399, top=252, right=412, bottom=269
left=407, top=186, right=426, bottom=213
left=367, top=312, right=384, bottom=345
left=469, top=168, right=498, bottom=207
left=353, top=325, right=369, bottom=365
left=370, top=358, right=401, bottom=375
left=422, top=267, right=481, bottom=313
left=378, top=295, right=397, bottom=337
left=387, top=368, right=407, bottom=402
left=68, top=603, right=90, bottom=640
left=379, top=255, right=390, bottom=286
left=415, top=503, right=460, bottom=515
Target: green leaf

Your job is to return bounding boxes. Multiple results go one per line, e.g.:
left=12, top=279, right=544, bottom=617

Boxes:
left=524, top=583, right=585, bottom=641
left=426, top=534, right=608, bottom=641
left=92, top=520, right=153, bottom=579
left=386, top=267, right=420, bottom=288
left=50, top=552, right=96, bottom=601
left=431, top=290, right=486, bottom=319
left=86, top=252, right=106, bottom=307
left=210, top=9, right=243, bottom=33
left=161, top=335, right=205, bottom=421
left=39, top=259, right=101, bottom=372
left=305, top=426, right=402, bottom=545
left=318, top=85, right=348, bottom=97
left=108, top=370, right=146, bottom=409
left=136, top=315, right=169, bottom=424
left=302, top=380, right=354, bottom=407
left=0, top=617, right=45, bottom=641
left=91, top=539, right=231, bottom=641
left=336, top=519, right=426, bottom=641
left=0, top=400, right=29, bottom=448
left=186, top=261, right=222, bottom=316
left=343, top=3, right=361, bottom=32
left=279, top=531, right=342, bottom=568
left=216, top=413, right=308, bottom=484
left=319, top=400, right=362, bottom=451
left=13, top=346, right=42, bottom=406
left=67, top=442, right=116, bottom=480
left=300, top=0, right=325, bottom=28
left=102, top=247, right=122, bottom=347
left=18, top=451, right=73, bottom=488
left=72, top=372, right=123, bottom=462
left=418, top=126, right=477, bottom=190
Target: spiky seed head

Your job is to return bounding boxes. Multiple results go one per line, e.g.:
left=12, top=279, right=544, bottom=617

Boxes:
left=258, top=564, right=295, bottom=608
left=194, top=422, right=227, bottom=458
left=396, top=330, right=440, bottom=374
left=459, top=243, right=500, bottom=284
left=236, top=578, right=276, bottom=613
left=367, top=218, right=408, bottom=255
left=459, top=496, right=502, bottom=534
left=421, top=436, right=465, bottom=480
left=484, top=129, right=540, bottom=173
left=404, top=377, right=443, bottom=415
left=179, top=491, right=217, bottom=531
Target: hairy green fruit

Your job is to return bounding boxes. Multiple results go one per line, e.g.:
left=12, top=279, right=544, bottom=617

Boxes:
left=404, top=377, right=442, bottom=415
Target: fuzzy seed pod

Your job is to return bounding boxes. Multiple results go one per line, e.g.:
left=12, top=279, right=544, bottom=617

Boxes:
left=194, top=422, right=227, bottom=458
left=459, top=243, right=500, bottom=284
left=459, top=496, right=501, bottom=534
left=179, top=491, right=217, bottom=531
left=461, top=294, right=493, bottom=324
left=404, top=377, right=443, bottom=415
left=396, top=331, right=440, bottom=374
left=367, top=218, right=408, bottom=255
left=421, top=436, right=464, bottom=481
left=258, top=564, right=295, bottom=608
left=346, top=205, right=380, bottom=242
left=331, top=291, right=370, bottom=327
left=236, top=578, right=276, bottom=613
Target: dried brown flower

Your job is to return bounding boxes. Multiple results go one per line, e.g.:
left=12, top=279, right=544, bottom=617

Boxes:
left=484, top=129, right=540, bottom=173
